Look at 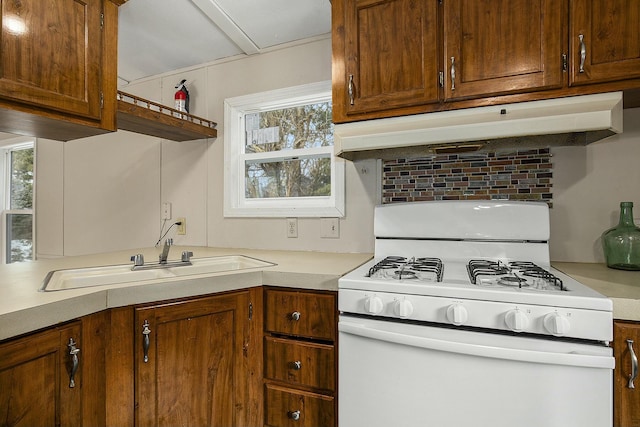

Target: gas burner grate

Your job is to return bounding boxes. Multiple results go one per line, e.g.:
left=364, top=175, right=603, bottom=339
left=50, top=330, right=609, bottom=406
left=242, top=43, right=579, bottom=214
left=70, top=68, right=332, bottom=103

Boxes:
left=468, top=259, right=565, bottom=291
left=368, top=256, right=443, bottom=282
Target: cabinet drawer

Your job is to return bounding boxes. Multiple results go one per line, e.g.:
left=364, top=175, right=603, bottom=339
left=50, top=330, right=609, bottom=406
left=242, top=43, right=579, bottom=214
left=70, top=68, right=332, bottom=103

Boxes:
left=265, top=290, right=336, bottom=341
left=265, top=336, right=335, bottom=391
left=265, top=384, right=334, bottom=427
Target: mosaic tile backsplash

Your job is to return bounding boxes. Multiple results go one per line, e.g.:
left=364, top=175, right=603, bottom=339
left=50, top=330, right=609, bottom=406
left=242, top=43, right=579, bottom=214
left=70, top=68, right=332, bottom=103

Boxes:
left=382, top=148, right=552, bottom=205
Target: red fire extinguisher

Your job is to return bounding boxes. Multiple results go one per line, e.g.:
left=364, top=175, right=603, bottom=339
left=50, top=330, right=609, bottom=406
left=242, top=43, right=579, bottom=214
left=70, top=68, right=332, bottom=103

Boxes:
left=174, top=79, right=189, bottom=113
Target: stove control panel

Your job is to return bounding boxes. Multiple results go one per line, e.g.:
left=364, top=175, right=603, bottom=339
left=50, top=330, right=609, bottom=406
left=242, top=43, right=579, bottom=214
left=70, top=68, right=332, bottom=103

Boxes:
left=338, top=289, right=612, bottom=342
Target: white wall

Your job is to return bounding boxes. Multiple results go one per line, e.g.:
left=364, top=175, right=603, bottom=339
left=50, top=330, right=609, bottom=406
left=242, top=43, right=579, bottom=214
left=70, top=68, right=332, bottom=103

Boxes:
left=550, top=107, right=640, bottom=263
left=35, top=34, right=640, bottom=262
left=37, top=37, right=378, bottom=257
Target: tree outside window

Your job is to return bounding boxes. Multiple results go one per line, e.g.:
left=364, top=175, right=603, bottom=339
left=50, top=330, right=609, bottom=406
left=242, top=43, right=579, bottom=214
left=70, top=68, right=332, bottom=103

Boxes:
left=224, top=81, right=345, bottom=218
left=2, top=143, right=34, bottom=263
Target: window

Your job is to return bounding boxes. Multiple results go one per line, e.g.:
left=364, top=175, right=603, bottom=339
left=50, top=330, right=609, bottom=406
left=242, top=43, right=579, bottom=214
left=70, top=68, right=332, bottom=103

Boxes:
left=1, top=140, right=34, bottom=264
left=224, top=81, right=345, bottom=217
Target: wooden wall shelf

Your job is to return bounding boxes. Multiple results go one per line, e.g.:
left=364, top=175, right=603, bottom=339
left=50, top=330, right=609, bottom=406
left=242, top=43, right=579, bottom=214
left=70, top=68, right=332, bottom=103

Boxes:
left=117, top=91, right=217, bottom=141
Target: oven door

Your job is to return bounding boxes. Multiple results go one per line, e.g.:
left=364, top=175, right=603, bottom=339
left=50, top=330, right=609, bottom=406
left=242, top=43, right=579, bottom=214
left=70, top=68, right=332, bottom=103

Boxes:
left=339, top=315, right=613, bottom=427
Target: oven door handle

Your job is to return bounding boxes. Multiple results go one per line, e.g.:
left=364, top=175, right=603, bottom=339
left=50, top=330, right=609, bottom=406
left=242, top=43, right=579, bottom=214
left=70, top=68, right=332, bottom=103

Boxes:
left=339, top=321, right=614, bottom=369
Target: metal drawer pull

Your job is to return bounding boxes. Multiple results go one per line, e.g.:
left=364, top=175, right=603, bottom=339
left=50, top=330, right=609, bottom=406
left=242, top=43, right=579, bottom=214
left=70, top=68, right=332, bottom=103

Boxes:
left=288, top=410, right=301, bottom=421
left=291, top=360, right=302, bottom=370
left=67, top=338, right=80, bottom=388
left=628, top=339, right=638, bottom=389
left=291, top=311, right=301, bottom=321
left=348, top=74, right=355, bottom=105
left=142, top=320, right=151, bottom=363
left=450, top=57, right=456, bottom=91
left=578, top=34, right=586, bottom=73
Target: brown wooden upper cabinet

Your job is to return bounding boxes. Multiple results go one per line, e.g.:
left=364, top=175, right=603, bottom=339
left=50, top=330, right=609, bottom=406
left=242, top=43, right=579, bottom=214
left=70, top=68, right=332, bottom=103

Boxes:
left=443, top=0, right=565, bottom=101
left=340, top=0, right=441, bottom=116
left=332, top=0, right=640, bottom=124
left=0, top=0, right=119, bottom=140
left=569, top=0, right=640, bottom=86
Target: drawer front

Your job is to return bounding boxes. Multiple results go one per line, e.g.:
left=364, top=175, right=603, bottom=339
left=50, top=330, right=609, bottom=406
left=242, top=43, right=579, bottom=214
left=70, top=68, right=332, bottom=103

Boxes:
left=265, top=384, right=335, bottom=427
left=265, top=290, right=336, bottom=341
left=265, top=337, right=335, bottom=391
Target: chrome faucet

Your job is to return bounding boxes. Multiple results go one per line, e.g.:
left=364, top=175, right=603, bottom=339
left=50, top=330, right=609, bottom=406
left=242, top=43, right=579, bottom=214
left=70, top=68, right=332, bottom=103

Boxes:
left=159, top=238, right=173, bottom=264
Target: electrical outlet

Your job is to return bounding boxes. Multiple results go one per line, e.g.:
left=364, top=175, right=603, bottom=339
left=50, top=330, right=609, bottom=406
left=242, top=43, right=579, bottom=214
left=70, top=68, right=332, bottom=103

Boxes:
left=162, top=202, right=172, bottom=220
left=176, top=218, right=186, bottom=235
left=320, top=218, right=340, bottom=238
left=286, top=218, right=298, bottom=238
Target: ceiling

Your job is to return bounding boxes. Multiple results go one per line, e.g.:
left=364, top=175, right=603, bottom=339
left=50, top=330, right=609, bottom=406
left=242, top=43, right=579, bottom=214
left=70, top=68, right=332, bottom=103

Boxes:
left=117, top=0, right=332, bottom=84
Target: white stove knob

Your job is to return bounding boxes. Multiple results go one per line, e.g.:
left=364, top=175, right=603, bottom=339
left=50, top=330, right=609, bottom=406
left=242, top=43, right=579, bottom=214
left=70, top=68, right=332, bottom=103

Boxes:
left=393, top=299, right=414, bottom=318
left=446, top=303, right=468, bottom=326
left=364, top=296, right=384, bottom=315
left=504, top=309, right=529, bottom=332
left=543, top=312, right=571, bottom=336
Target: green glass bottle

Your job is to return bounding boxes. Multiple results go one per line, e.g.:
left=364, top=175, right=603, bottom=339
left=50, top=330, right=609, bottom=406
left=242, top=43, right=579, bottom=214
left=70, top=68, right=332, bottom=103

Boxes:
left=602, top=202, right=640, bottom=270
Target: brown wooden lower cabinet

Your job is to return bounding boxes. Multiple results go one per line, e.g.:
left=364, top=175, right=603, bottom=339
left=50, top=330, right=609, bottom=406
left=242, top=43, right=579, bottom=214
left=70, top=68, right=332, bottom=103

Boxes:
left=264, top=287, right=338, bottom=427
left=265, top=383, right=335, bottom=427
left=133, top=289, right=261, bottom=427
left=0, top=321, right=83, bottom=427
left=613, top=320, right=640, bottom=427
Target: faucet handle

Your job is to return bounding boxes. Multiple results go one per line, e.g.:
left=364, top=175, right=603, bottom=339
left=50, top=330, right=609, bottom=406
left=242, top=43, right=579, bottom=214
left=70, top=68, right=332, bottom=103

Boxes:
left=130, top=253, right=145, bottom=267
left=181, top=251, right=193, bottom=263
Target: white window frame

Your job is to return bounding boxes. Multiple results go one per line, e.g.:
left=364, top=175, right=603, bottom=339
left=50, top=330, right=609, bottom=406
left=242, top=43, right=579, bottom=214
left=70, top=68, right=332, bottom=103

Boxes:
left=224, top=81, right=345, bottom=218
left=0, top=137, right=35, bottom=264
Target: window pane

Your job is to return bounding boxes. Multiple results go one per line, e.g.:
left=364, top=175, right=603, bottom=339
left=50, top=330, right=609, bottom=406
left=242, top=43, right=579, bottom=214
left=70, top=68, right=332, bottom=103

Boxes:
left=245, top=102, right=333, bottom=154
left=245, top=157, right=331, bottom=198
left=6, top=213, right=32, bottom=263
left=10, top=148, right=34, bottom=210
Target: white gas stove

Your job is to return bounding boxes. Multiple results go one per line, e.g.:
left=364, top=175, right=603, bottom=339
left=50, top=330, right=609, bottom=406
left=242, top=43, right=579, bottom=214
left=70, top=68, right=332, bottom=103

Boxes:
left=339, top=201, right=613, bottom=342
left=339, top=201, right=614, bottom=427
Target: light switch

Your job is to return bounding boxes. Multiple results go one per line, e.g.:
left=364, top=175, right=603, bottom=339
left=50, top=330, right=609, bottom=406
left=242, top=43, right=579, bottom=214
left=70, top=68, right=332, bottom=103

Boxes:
left=320, top=218, right=340, bottom=238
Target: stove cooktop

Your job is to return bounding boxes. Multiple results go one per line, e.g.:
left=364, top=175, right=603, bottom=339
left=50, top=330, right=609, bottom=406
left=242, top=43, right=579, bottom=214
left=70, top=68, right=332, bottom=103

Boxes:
left=341, top=255, right=611, bottom=311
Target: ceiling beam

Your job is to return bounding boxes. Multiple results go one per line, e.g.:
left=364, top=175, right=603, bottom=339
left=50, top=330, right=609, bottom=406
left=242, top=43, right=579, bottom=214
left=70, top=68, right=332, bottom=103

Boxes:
left=189, top=0, right=260, bottom=55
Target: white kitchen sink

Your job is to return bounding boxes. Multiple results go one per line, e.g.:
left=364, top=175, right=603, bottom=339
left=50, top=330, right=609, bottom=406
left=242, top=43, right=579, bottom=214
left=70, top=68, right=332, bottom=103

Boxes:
left=40, top=255, right=275, bottom=291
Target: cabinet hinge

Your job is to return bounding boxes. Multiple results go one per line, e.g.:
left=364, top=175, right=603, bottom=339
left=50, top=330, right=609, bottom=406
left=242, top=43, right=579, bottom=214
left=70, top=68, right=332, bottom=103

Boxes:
left=100, top=92, right=104, bottom=109
left=438, top=71, right=444, bottom=88
left=100, top=12, right=104, bottom=29
left=249, top=302, right=253, bottom=320
left=562, top=53, right=568, bottom=72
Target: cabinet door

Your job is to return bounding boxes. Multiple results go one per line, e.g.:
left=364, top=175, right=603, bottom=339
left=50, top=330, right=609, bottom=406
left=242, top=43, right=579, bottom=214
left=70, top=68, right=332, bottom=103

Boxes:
left=134, top=292, right=249, bottom=427
left=340, top=0, right=440, bottom=117
left=0, top=322, right=82, bottom=427
left=570, top=0, right=640, bottom=85
left=443, top=0, right=565, bottom=100
left=613, top=321, right=640, bottom=427
left=0, top=0, right=103, bottom=120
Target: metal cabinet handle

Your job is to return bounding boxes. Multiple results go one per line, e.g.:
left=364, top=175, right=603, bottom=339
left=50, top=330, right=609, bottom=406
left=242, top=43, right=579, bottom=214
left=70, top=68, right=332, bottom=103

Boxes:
left=578, top=34, right=586, bottom=73
left=291, top=360, right=302, bottom=370
left=290, top=311, right=301, bottom=321
left=450, top=57, right=456, bottom=91
left=628, top=339, right=638, bottom=389
left=348, top=74, right=355, bottom=105
left=288, top=410, right=301, bottom=421
left=67, top=338, right=80, bottom=388
left=142, top=320, right=151, bottom=363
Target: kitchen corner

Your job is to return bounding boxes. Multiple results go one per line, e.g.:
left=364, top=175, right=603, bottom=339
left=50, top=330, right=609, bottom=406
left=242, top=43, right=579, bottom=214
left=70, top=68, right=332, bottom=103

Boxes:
left=553, top=262, right=640, bottom=321
left=0, top=247, right=372, bottom=341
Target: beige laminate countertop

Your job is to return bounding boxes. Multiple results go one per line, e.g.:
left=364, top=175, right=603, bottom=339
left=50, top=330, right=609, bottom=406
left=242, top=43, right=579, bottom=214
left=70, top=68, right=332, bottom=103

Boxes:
left=553, top=262, right=640, bottom=321
left=0, top=246, right=372, bottom=341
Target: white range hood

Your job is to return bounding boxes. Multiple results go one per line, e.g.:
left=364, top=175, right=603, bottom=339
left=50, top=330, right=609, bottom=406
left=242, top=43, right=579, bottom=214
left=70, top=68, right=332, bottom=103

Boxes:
left=334, top=92, right=623, bottom=160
